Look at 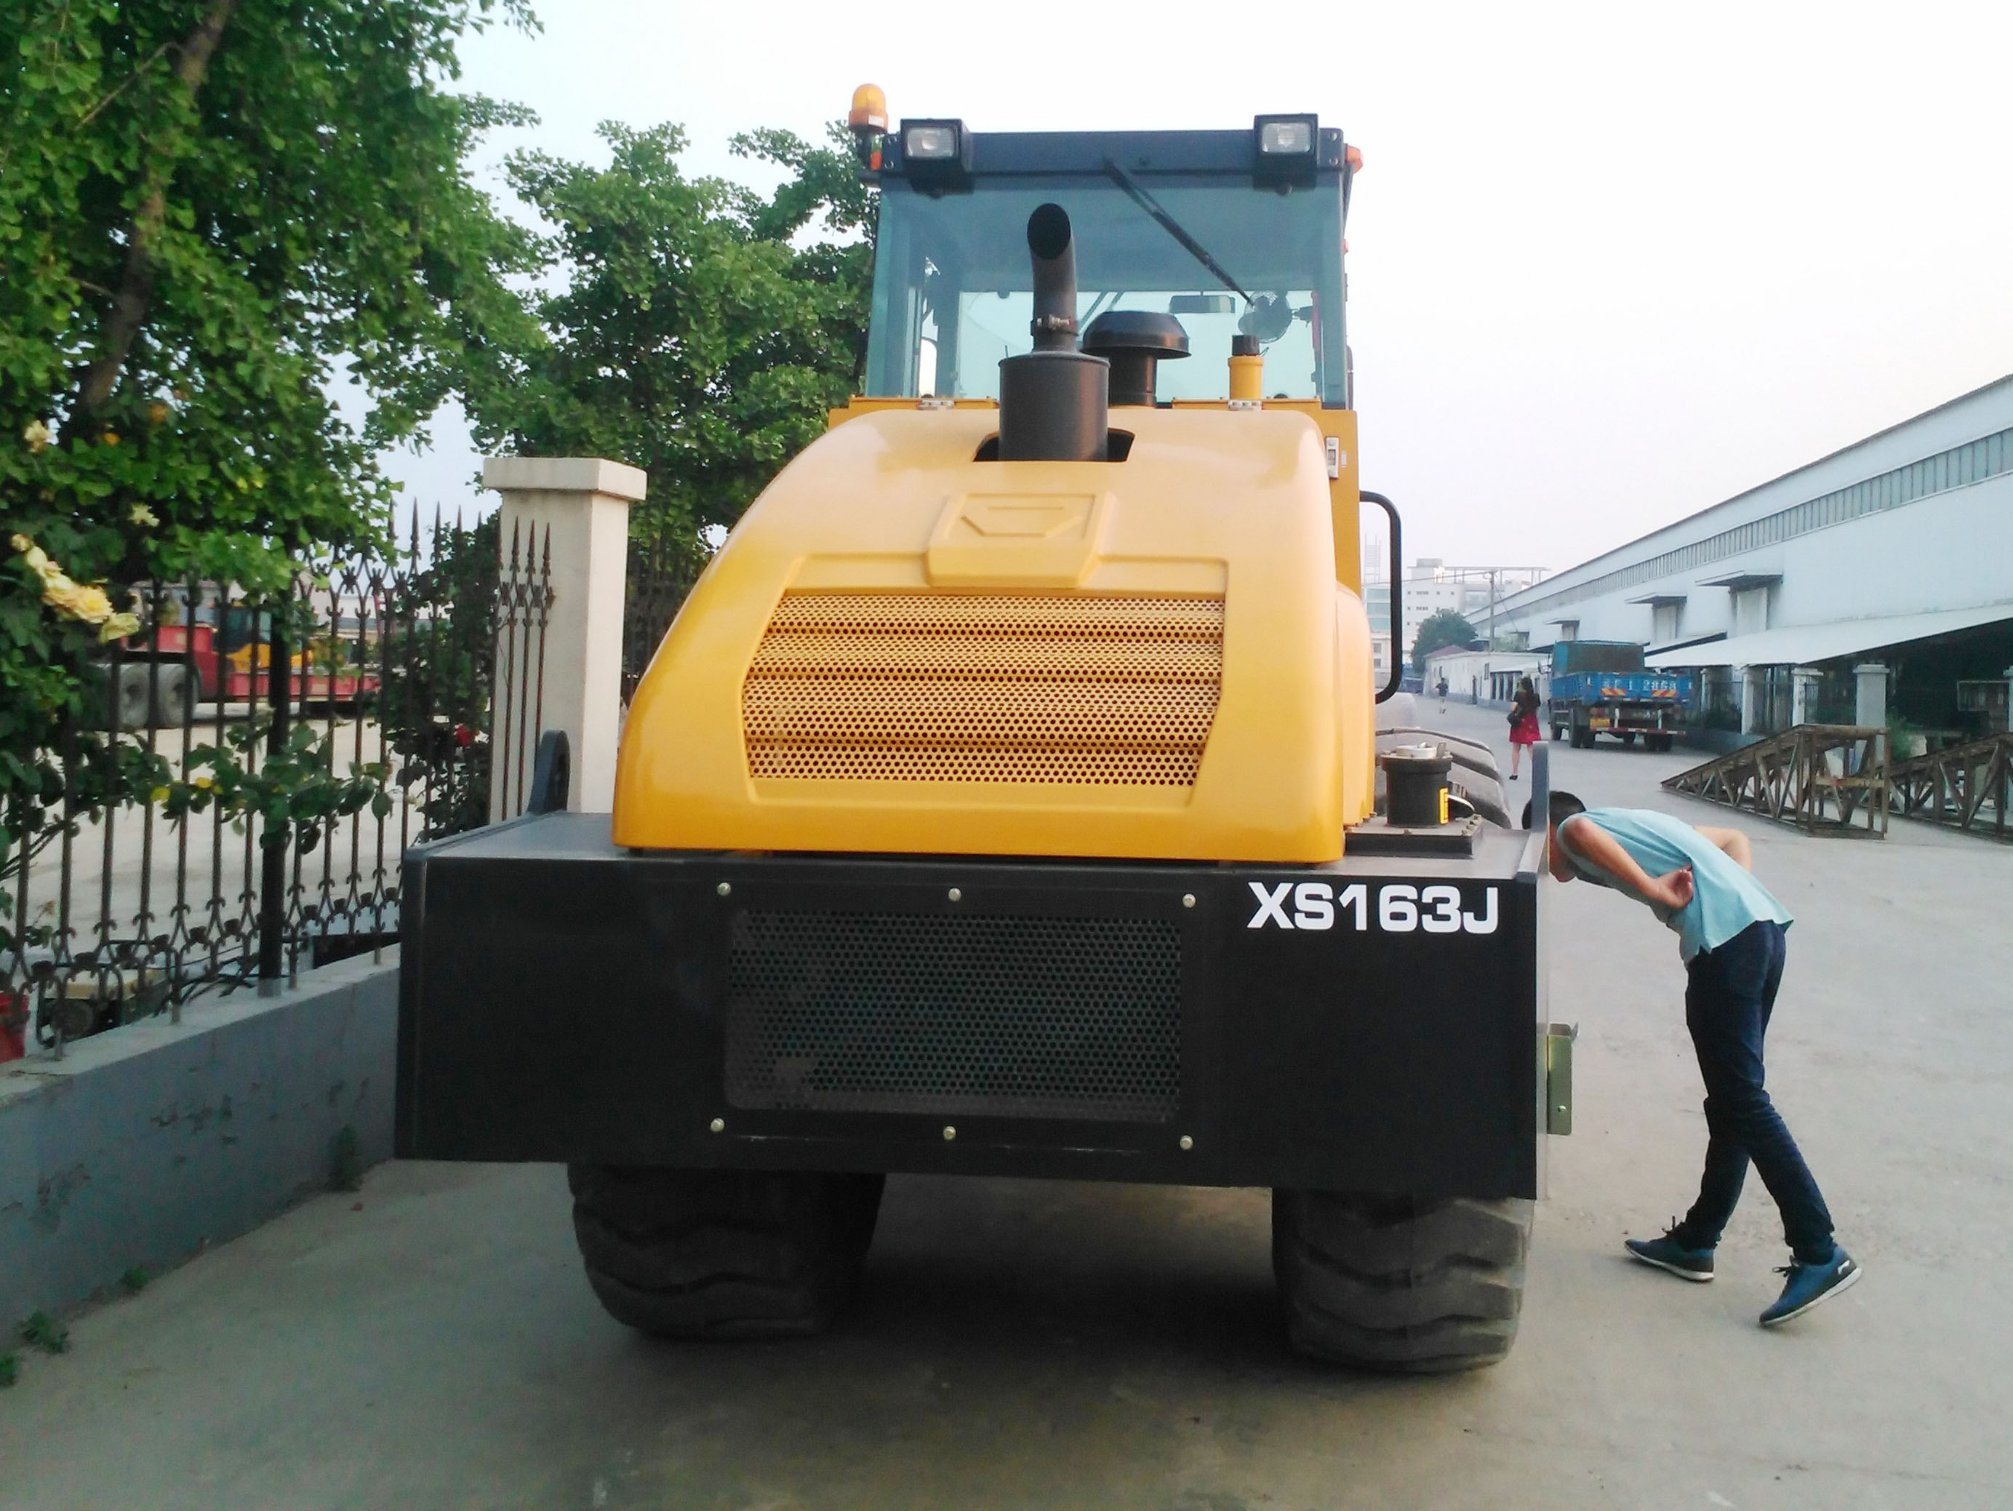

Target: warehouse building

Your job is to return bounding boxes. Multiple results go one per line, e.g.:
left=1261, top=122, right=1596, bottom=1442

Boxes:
left=1490, top=376, right=2013, bottom=746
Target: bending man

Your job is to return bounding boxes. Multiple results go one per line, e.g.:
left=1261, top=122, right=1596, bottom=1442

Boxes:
left=1527, top=790, right=1859, bottom=1327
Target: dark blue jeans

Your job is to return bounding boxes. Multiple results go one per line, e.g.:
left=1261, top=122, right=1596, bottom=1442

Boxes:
left=1672, top=921, right=1836, bottom=1264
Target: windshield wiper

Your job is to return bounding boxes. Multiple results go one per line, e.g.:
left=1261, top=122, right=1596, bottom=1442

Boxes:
left=1102, top=158, right=1252, bottom=305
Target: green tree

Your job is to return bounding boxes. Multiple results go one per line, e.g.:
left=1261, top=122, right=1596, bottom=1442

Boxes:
left=2, top=0, right=538, bottom=941
left=1412, top=609, right=1480, bottom=673
left=470, top=121, right=875, bottom=550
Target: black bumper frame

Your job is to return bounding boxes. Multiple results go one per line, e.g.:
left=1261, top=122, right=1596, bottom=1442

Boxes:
left=398, top=814, right=1547, bottom=1199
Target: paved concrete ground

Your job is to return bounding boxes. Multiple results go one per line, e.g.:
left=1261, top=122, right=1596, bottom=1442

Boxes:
left=5, top=703, right=2010, bottom=1509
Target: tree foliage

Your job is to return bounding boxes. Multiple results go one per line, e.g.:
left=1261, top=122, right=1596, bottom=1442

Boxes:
left=2, top=0, right=537, bottom=914
left=1412, top=608, right=1480, bottom=672
left=468, top=121, right=874, bottom=546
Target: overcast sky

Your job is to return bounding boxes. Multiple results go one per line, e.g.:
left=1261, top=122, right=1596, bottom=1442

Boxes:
left=382, top=0, right=2013, bottom=576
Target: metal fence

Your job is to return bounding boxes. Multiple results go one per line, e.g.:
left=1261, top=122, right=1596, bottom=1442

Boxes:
left=620, top=532, right=702, bottom=703
left=491, top=516, right=558, bottom=820
left=1, top=511, right=550, bottom=1061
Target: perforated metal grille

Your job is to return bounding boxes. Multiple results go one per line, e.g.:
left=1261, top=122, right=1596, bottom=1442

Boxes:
left=725, top=911, right=1182, bottom=1122
left=742, top=593, right=1225, bottom=785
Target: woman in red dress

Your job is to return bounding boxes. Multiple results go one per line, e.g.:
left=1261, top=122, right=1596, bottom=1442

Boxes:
left=1508, top=675, right=1542, bottom=780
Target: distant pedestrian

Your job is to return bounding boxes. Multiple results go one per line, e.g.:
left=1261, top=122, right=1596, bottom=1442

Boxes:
left=1525, top=791, right=1860, bottom=1328
left=1506, top=675, right=1541, bottom=779
left=1436, top=675, right=1449, bottom=711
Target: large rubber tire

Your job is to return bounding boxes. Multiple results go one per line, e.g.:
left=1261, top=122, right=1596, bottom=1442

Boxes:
left=148, top=662, right=196, bottom=728
left=568, top=1165, right=885, bottom=1340
left=1273, top=1191, right=1533, bottom=1372
left=103, top=663, right=152, bottom=730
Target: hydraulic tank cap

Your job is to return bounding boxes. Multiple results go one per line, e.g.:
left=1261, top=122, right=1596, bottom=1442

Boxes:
left=1380, top=743, right=1453, bottom=828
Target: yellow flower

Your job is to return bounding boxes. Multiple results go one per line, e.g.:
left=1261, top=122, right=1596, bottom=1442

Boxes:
left=129, top=503, right=160, bottom=527
left=150, top=786, right=170, bottom=805
left=101, top=431, right=120, bottom=447
left=98, top=611, right=141, bottom=643
left=47, top=579, right=114, bottom=623
left=147, top=401, right=171, bottom=426
left=193, top=774, right=214, bottom=791
left=11, top=535, right=55, bottom=582
left=22, top=419, right=51, bottom=453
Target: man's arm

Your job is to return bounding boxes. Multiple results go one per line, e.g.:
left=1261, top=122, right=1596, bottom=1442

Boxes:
left=1558, top=816, right=1695, bottom=911
left=1696, top=825, right=1753, bottom=872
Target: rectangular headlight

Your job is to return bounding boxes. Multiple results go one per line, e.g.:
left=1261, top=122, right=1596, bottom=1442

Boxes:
left=1253, top=113, right=1321, bottom=185
left=904, top=123, right=959, bottom=160
left=1259, top=119, right=1313, bottom=156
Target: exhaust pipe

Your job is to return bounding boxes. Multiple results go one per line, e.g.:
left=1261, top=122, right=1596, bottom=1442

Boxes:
left=997, top=204, right=1109, bottom=462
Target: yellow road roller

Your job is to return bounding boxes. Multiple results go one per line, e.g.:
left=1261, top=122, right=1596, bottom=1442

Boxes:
left=398, top=96, right=1562, bottom=1372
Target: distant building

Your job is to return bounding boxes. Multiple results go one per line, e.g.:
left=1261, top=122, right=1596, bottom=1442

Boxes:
left=1490, top=376, right=2013, bottom=740
left=1365, top=557, right=1549, bottom=678
left=1424, top=644, right=1549, bottom=705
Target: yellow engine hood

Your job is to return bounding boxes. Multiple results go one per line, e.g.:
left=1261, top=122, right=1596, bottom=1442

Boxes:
left=613, top=405, right=1374, bottom=862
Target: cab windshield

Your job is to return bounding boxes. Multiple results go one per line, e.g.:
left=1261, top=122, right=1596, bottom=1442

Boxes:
left=865, top=172, right=1348, bottom=406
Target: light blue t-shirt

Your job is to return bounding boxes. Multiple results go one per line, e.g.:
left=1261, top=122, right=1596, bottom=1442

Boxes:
left=1561, top=807, right=1793, bottom=962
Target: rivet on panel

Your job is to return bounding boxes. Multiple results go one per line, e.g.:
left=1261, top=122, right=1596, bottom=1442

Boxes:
left=1182, top=893, right=1196, bottom=909
left=943, top=1125, right=957, bottom=1141
left=1179, top=1134, right=1194, bottom=1151
left=709, top=1117, right=725, bottom=1134
left=716, top=882, right=732, bottom=898
left=947, top=887, right=962, bottom=903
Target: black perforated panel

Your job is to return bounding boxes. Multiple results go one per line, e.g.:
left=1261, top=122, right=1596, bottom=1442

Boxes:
left=725, top=911, right=1182, bottom=1122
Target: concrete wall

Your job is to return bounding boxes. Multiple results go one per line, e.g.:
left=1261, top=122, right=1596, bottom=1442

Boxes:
left=0, top=952, right=398, bottom=1323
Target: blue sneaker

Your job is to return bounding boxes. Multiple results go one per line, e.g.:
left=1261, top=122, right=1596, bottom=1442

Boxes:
left=1760, top=1248, right=1860, bottom=1327
left=1625, top=1225, right=1715, bottom=1282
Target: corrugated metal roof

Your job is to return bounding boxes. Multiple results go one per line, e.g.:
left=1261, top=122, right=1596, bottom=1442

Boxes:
left=1645, top=601, right=2013, bottom=668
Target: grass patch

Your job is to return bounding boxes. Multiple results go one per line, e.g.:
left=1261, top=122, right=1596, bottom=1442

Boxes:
left=19, top=1311, right=69, bottom=1355
left=0, top=1350, right=17, bottom=1387
left=120, top=1266, right=151, bottom=1294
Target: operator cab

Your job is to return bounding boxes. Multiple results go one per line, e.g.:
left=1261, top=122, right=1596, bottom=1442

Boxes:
left=860, top=112, right=1356, bottom=408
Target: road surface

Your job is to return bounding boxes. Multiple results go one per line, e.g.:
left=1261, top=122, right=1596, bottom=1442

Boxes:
left=4, top=701, right=2009, bottom=1508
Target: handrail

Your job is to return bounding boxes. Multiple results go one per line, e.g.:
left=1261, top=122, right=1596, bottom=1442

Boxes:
left=1362, top=490, right=1403, bottom=704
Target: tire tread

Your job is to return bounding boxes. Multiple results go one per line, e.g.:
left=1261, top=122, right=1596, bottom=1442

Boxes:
left=568, top=1165, right=883, bottom=1339
left=1273, top=1192, right=1533, bottom=1372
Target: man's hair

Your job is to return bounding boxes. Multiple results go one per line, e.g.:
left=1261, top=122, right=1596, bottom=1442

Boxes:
left=1520, top=789, right=1587, bottom=830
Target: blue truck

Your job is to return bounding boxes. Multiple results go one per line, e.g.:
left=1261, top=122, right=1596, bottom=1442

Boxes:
left=1547, top=640, right=1693, bottom=751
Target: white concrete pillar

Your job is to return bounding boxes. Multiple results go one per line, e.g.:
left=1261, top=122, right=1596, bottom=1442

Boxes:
left=484, top=457, right=646, bottom=820
left=1740, top=665, right=1767, bottom=735
left=1791, top=665, right=1823, bottom=727
left=1854, top=662, right=1889, bottom=731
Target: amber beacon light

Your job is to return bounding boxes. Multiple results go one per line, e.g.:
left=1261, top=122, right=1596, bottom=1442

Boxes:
left=848, top=83, right=888, bottom=136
